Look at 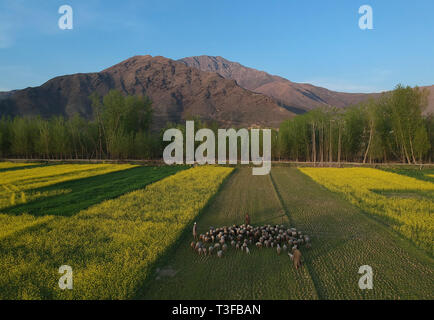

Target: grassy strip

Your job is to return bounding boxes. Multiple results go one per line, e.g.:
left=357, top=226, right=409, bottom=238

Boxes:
left=141, top=168, right=318, bottom=300
left=273, top=168, right=433, bottom=299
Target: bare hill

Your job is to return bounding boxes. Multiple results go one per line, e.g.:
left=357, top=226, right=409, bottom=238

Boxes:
left=0, top=55, right=295, bottom=129
left=179, top=56, right=382, bottom=113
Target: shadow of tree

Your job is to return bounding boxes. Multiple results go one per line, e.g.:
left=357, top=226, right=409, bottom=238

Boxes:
left=3, top=165, right=185, bottom=217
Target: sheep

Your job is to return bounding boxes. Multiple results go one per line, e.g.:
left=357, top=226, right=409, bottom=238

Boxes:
left=195, top=241, right=202, bottom=250
left=190, top=223, right=311, bottom=261
left=217, top=250, right=223, bottom=258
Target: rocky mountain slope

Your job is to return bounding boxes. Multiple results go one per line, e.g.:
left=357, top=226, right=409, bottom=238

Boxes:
left=1, top=55, right=432, bottom=130
left=0, top=55, right=295, bottom=129
left=179, top=55, right=383, bottom=114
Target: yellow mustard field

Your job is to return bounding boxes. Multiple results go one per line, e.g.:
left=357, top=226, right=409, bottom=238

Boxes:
left=0, top=162, right=40, bottom=169
left=0, top=166, right=233, bottom=299
left=0, top=163, right=137, bottom=239
left=299, top=168, right=434, bottom=255
left=0, top=163, right=136, bottom=209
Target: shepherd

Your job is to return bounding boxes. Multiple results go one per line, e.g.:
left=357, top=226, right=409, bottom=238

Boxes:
left=193, top=222, right=198, bottom=241
left=245, top=213, right=251, bottom=226
left=293, top=248, right=302, bottom=270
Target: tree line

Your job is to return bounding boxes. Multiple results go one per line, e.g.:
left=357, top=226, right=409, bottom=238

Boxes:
left=276, top=85, right=433, bottom=164
left=0, top=85, right=432, bottom=163
left=0, top=90, right=160, bottom=160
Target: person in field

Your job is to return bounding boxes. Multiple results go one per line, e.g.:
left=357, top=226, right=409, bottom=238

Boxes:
left=292, top=248, right=302, bottom=269
left=245, top=213, right=250, bottom=226
left=193, top=222, right=198, bottom=241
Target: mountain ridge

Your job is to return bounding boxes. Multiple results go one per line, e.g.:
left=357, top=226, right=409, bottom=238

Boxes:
left=178, top=55, right=383, bottom=113
left=1, top=55, right=432, bottom=130
left=0, top=55, right=295, bottom=129
left=178, top=55, right=434, bottom=114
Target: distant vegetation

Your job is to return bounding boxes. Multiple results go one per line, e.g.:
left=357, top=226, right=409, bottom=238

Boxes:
left=0, top=90, right=159, bottom=160
left=0, top=85, right=432, bottom=163
left=276, top=85, right=433, bottom=164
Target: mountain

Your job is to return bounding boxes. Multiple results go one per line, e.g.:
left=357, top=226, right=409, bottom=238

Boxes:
left=1, top=55, right=432, bottom=130
left=179, top=56, right=382, bottom=113
left=0, top=55, right=295, bottom=129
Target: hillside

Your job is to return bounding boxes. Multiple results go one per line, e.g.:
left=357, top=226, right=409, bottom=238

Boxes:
left=0, top=55, right=295, bottom=129
left=179, top=56, right=380, bottom=113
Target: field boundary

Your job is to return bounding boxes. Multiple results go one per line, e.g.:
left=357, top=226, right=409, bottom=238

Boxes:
left=2, top=159, right=433, bottom=169
left=135, top=167, right=238, bottom=299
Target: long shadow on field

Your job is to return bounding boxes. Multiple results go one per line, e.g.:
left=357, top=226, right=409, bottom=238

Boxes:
left=0, top=163, right=52, bottom=173
left=3, top=165, right=185, bottom=217
left=380, top=168, right=434, bottom=183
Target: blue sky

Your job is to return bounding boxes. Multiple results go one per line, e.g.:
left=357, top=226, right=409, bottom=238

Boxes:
left=0, top=0, right=433, bottom=92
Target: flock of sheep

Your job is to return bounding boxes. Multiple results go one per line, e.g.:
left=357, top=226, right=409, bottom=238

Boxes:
left=191, top=215, right=310, bottom=269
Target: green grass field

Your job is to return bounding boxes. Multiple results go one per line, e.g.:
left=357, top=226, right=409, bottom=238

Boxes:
left=140, top=168, right=433, bottom=299
left=141, top=168, right=318, bottom=300
left=0, top=163, right=432, bottom=300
